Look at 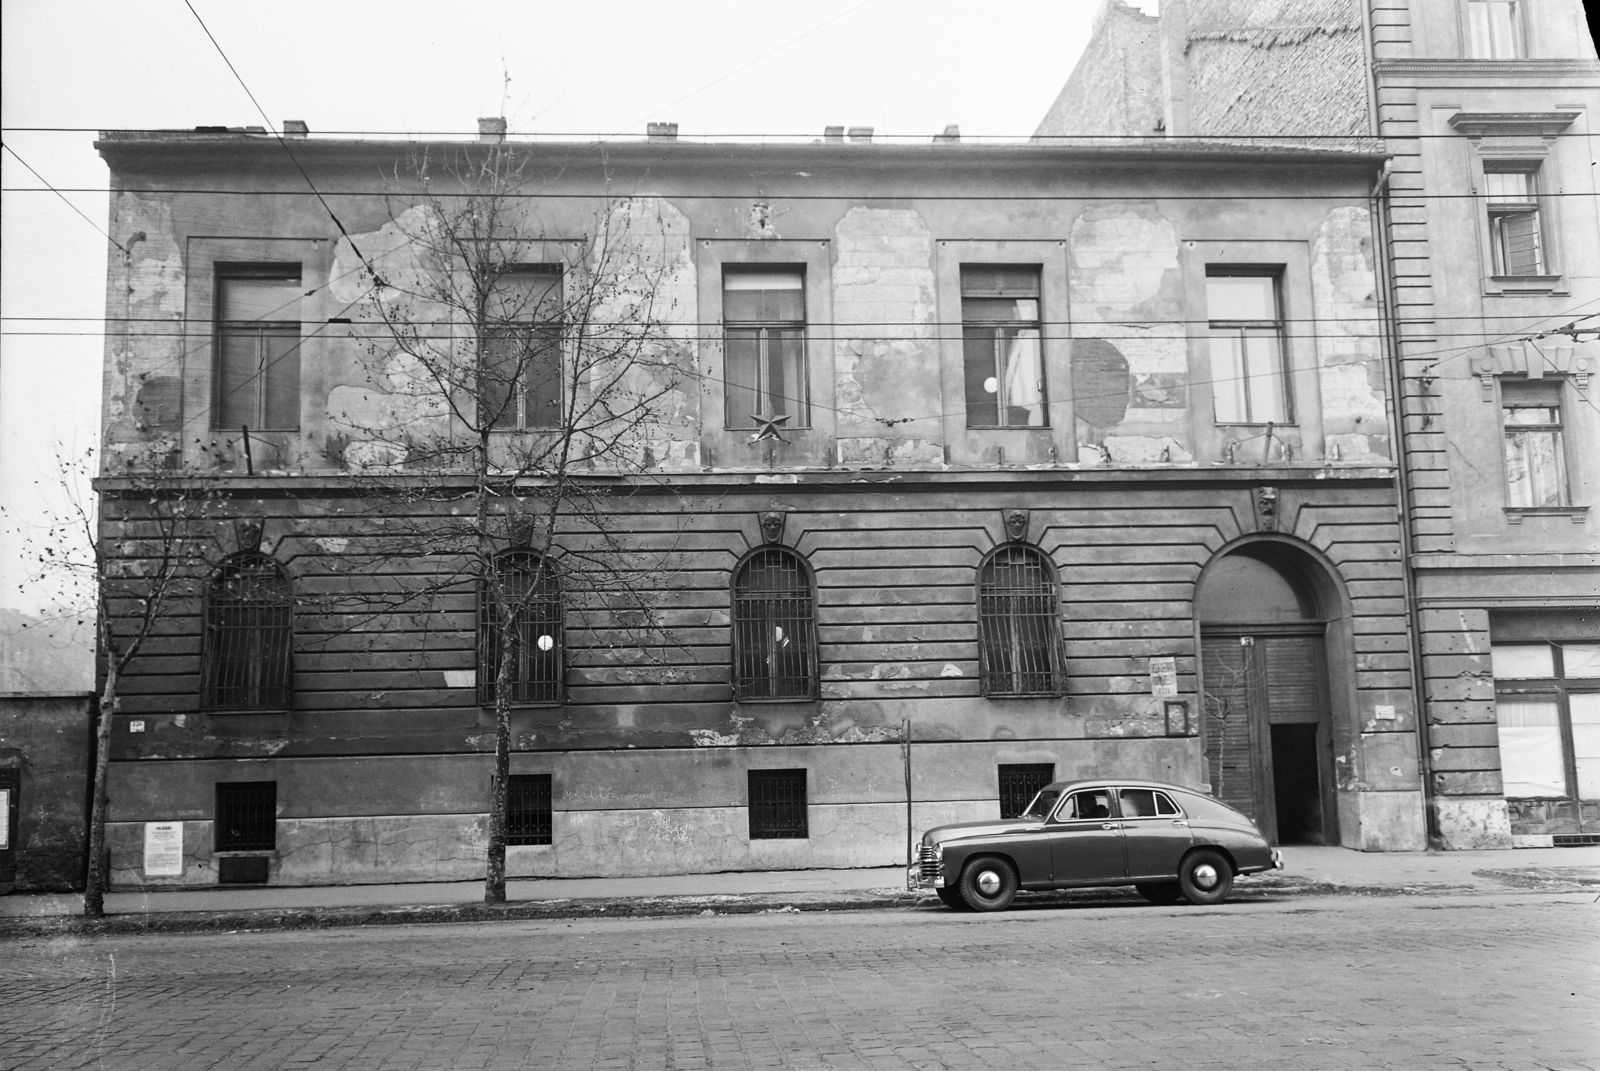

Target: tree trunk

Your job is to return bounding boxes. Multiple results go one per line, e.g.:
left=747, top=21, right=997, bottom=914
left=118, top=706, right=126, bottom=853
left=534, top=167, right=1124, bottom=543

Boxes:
left=83, top=658, right=117, bottom=918
left=484, top=609, right=515, bottom=904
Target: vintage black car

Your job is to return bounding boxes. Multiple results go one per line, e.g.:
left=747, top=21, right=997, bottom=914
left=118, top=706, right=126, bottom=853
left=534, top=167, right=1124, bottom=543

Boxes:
left=909, top=779, right=1283, bottom=911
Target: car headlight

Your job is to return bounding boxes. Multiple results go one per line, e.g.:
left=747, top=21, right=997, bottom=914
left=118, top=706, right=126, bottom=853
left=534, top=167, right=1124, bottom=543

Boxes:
left=933, top=842, right=943, bottom=861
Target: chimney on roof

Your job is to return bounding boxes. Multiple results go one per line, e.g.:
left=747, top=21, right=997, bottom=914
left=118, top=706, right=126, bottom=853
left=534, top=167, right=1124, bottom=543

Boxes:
left=824, top=125, right=845, bottom=143
left=647, top=122, right=678, bottom=141
left=283, top=119, right=309, bottom=138
left=933, top=125, right=960, bottom=144
left=848, top=126, right=874, bottom=143
left=478, top=117, right=507, bottom=143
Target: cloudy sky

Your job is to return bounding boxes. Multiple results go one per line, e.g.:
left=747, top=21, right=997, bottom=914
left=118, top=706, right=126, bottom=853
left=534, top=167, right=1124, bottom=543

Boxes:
left=0, top=0, right=1113, bottom=682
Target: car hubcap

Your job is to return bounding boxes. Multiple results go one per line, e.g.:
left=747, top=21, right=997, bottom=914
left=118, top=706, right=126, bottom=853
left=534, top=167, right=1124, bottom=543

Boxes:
left=1192, top=863, right=1219, bottom=889
left=976, top=870, right=1001, bottom=895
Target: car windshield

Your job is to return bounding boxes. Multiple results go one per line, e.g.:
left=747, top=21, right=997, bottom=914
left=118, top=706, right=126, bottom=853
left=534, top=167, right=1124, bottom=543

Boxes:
left=1020, top=789, right=1060, bottom=819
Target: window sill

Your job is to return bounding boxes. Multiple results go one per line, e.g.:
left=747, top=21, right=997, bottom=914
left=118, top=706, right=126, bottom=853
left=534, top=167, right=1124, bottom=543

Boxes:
left=982, top=691, right=1065, bottom=700
left=1488, top=275, right=1566, bottom=295
left=204, top=708, right=291, bottom=716
left=480, top=701, right=564, bottom=710
left=1505, top=506, right=1588, bottom=524
left=733, top=695, right=819, bottom=705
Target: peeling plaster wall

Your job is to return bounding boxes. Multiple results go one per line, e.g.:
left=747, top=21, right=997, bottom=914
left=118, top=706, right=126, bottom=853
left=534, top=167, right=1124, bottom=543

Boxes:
left=103, top=194, right=186, bottom=472
left=1311, top=206, right=1389, bottom=461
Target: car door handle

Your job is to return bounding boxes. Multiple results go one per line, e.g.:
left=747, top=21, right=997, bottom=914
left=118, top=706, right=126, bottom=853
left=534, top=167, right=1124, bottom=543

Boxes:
left=1171, top=820, right=1187, bottom=827
left=1101, top=822, right=1119, bottom=830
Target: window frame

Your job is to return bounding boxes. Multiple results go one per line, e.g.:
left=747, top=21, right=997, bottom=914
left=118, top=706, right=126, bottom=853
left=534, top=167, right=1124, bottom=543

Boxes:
left=722, top=266, right=811, bottom=430
left=505, top=773, right=554, bottom=846
left=212, top=265, right=304, bottom=432
left=1492, top=643, right=1600, bottom=805
left=214, top=781, right=277, bottom=852
left=1499, top=377, right=1571, bottom=510
left=960, top=265, right=1048, bottom=429
left=1464, top=0, right=1527, bottom=58
left=1204, top=267, right=1293, bottom=426
left=1483, top=165, right=1547, bottom=278
left=478, top=550, right=565, bottom=707
left=977, top=543, right=1065, bottom=698
left=201, top=552, right=294, bottom=713
left=730, top=546, right=819, bottom=702
left=748, top=768, right=809, bottom=839
left=480, top=264, right=565, bottom=431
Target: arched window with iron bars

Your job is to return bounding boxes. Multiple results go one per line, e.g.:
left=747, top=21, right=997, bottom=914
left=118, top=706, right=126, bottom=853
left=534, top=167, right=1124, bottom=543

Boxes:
left=977, top=544, right=1063, bottom=696
left=202, top=553, right=293, bottom=710
left=732, top=547, right=817, bottom=701
left=478, top=551, right=564, bottom=706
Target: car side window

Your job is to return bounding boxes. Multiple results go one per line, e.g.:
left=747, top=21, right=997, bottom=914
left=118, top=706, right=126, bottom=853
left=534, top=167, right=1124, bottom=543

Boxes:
left=1118, top=788, right=1159, bottom=818
left=1059, top=789, right=1113, bottom=821
left=1154, top=791, right=1181, bottom=817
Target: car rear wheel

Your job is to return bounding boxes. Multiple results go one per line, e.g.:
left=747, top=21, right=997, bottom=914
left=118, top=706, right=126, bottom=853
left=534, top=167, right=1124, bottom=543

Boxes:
left=935, top=887, right=968, bottom=911
left=1178, top=849, right=1234, bottom=905
left=958, top=856, right=1018, bottom=912
left=1135, top=881, right=1183, bottom=905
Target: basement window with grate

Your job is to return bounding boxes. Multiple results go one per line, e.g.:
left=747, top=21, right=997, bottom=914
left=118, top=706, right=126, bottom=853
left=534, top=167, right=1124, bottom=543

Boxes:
left=215, top=781, right=277, bottom=852
left=506, top=774, right=553, bottom=845
left=748, top=769, right=809, bottom=839
left=998, top=763, right=1057, bottom=819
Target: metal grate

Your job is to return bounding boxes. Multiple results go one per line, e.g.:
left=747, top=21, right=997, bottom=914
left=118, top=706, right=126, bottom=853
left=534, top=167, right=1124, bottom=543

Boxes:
left=748, top=769, right=808, bottom=839
left=479, top=552, right=563, bottom=705
left=1553, top=834, right=1600, bottom=846
left=506, top=774, right=553, bottom=846
left=203, top=553, right=293, bottom=711
left=215, top=781, right=277, bottom=852
left=732, top=548, right=817, bottom=700
left=998, top=763, right=1056, bottom=819
left=918, top=844, right=940, bottom=881
left=978, top=545, right=1063, bottom=696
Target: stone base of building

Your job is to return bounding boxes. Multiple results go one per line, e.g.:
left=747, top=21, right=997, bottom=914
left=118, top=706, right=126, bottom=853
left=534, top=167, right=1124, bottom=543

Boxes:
left=1432, top=797, right=1514, bottom=850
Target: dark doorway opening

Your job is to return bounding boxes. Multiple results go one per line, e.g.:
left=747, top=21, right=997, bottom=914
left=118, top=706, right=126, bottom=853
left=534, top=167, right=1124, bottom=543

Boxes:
left=1270, top=723, right=1326, bottom=844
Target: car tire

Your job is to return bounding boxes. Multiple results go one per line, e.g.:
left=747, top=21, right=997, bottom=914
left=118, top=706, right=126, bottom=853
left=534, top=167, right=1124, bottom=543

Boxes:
left=935, top=887, right=968, bottom=911
left=1135, top=881, right=1183, bottom=905
left=958, top=856, right=1018, bottom=912
left=1178, top=849, right=1234, bottom=905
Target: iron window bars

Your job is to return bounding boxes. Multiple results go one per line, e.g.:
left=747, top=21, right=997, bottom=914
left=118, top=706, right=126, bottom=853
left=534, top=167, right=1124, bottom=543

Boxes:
left=214, top=268, right=302, bottom=431
left=202, top=553, right=293, bottom=711
left=724, top=268, right=809, bottom=428
left=506, top=774, right=554, bottom=845
left=481, top=266, right=563, bottom=429
left=479, top=551, right=564, bottom=706
left=961, top=265, right=1046, bottom=427
left=215, top=781, right=277, bottom=852
left=732, top=548, right=818, bottom=701
left=998, top=763, right=1057, bottom=819
left=748, top=769, right=809, bottom=839
left=1206, top=269, right=1291, bottom=425
left=978, top=545, right=1064, bottom=696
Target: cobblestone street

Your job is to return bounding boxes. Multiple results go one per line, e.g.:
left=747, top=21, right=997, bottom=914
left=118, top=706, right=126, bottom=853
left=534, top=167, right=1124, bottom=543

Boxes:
left=3, top=892, right=1596, bottom=1071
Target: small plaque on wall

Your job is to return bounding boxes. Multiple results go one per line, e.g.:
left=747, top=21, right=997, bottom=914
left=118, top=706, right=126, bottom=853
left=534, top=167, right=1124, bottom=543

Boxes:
left=143, top=822, right=183, bottom=877
left=1149, top=656, right=1178, bottom=698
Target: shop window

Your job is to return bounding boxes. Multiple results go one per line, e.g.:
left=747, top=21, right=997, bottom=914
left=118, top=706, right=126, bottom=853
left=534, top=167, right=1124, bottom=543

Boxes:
left=1501, top=379, right=1568, bottom=508
left=1206, top=269, right=1290, bottom=425
left=214, top=268, right=302, bottom=431
left=202, top=553, right=293, bottom=711
left=479, top=551, right=563, bottom=706
left=724, top=268, right=808, bottom=428
left=1492, top=643, right=1600, bottom=800
left=215, top=781, right=277, bottom=852
left=732, top=547, right=818, bottom=700
left=978, top=545, right=1064, bottom=696
left=481, top=266, right=563, bottom=429
left=506, top=774, right=553, bottom=846
left=1484, top=169, right=1545, bottom=276
left=1466, top=0, right=1525, bottom=58
left=748, top=769, right=808, bottom=839
left=998, top=763, right=1056, bottom=819
left=962, top=266, right=1046, bottom=427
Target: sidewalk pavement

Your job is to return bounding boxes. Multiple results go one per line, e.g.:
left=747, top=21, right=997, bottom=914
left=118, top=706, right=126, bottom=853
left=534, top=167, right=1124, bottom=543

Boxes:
left=4, top=844, right=1598, bottom=936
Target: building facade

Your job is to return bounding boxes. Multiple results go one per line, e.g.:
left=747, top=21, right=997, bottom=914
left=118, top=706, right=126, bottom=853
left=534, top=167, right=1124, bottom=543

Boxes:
left=94, top=124, right=1421, bottom=889
left=1042, top=0, right=1600, bottom=849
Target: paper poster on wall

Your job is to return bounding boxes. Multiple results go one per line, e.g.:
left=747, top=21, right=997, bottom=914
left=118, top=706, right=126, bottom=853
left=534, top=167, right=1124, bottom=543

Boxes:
left=0, top=787, right=11, bottom=850
left=1149, top=656, right=1178, bottom=698
left=143, top=821, right=184, bottom=877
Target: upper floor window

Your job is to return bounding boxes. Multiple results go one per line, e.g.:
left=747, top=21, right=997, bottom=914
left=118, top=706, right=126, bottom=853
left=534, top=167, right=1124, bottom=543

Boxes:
left=1206, top=269, right=1290, bottom=425
left=1485, top=168, right=1545, bottom=276
left=732, top=547, right=817, bottom=701
left=202, top=553, right=293, bottom=711
left=479, top=551, right=563, bottom=706
left=977, top=545, right=1063, bottom=696
left=1501, top=379, right=1568, bottom=508
left=962, top=266, right=1046, bottom=427
left=1467, top=0, right=1525, bottom=58
left=481, top=266, right=563, bottom=430
left=214, top=268, right=302, bottom=431
left=724, top=268, right=808, bottom=429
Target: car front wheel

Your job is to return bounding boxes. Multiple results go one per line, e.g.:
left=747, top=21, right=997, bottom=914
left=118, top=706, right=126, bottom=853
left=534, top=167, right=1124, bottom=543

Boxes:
left=1135, top=881, right=1183, bottom=905
left=958, top=856, right=1018, bottom=912
left=1178, top=849, right=1234, bottom=905
left=935, top=887, right=968, bottom=911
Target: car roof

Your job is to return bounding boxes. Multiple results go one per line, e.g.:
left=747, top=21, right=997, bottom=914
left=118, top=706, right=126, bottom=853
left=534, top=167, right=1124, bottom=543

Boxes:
left=1042, top=779, right=1203, bottom=794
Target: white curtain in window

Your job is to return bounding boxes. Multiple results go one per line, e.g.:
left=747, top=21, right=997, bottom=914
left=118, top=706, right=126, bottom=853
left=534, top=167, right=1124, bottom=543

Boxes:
left=1496, top=699, right=1566, bottom=797
left=1569, top=694, right=1600, bottom=800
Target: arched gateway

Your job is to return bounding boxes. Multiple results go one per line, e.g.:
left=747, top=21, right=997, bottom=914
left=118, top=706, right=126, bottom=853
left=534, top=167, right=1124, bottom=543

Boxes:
left=1195, top=538, right=1353, bottom=846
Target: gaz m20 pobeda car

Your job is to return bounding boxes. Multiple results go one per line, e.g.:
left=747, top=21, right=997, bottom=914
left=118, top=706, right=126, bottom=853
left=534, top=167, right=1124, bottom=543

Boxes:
left=909, top=779, right=1284, bottom=911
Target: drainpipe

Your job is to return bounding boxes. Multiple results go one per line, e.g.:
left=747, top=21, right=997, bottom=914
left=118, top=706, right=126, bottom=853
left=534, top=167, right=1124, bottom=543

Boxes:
left=1369, top=160, right=1440, bottom=850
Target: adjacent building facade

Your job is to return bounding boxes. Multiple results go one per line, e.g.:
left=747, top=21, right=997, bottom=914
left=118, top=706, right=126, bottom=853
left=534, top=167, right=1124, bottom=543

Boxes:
left=1044, top=0, right=1600, bottom=848
left=93, top=121, right=1422, bottom=888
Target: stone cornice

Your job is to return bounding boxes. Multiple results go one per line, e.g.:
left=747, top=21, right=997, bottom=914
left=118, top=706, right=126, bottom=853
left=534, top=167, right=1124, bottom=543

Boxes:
left=1447, top=111, right=1582, bottom=137
left=1374, top=58, right=1600, bottom=77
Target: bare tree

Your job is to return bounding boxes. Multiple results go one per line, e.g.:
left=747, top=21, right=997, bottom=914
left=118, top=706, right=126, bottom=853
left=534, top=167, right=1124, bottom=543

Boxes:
left=4, top=447, right=226, bottom=917
left=326, top=142, right=697, bottom=902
